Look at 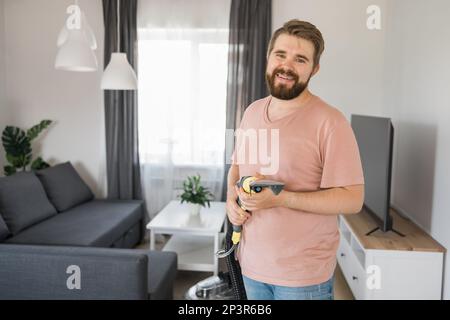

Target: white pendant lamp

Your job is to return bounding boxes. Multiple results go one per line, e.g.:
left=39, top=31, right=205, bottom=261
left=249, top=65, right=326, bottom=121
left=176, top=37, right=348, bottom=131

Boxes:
left=101, top=0, right=138, bottom=90
left=55, top=29, right=98, bottom=72
left=55, top=0, right=98, bottom=72
left=57, top=11, right=97, bottom=50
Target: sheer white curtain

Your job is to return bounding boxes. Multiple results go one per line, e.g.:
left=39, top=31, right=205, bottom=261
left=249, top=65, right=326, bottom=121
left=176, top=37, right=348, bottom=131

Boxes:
left=137, top=0, right=230, bottom=220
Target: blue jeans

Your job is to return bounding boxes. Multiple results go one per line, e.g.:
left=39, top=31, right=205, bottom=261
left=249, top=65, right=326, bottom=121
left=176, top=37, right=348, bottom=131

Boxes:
left=242, top=275, right=334, bottom=300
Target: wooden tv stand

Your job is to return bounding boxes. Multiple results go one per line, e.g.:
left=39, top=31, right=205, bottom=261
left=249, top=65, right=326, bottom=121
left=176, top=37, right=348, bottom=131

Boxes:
left=337, top=207, right=445, bottom=300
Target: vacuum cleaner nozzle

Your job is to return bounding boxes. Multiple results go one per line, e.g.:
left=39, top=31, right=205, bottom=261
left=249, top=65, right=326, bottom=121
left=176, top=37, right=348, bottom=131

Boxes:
left=237, top=176, right=285, bottom=195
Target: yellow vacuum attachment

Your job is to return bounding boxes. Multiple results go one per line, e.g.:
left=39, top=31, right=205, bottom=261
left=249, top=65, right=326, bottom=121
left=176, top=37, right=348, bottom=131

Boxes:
left=241, top=176, right=258, bottom=194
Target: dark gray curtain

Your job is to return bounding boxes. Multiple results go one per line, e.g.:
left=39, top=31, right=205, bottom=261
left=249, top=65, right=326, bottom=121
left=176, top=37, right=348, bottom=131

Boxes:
left=221, top=0, right=272, bottom=201
left=102, top=0, right=142, bottom=201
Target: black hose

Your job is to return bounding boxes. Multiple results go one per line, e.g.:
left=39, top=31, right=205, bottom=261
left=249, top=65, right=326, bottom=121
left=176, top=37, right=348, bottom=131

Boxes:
left=224, top=219, right=247, bottom=300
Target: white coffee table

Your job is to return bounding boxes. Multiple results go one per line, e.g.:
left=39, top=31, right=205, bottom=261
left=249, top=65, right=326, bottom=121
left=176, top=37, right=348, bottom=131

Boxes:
left=146, top=200, right=227, bottom=276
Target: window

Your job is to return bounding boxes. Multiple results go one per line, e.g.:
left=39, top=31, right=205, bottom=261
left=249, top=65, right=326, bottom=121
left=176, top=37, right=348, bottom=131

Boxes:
left=138, top=29, right=228, bottom=167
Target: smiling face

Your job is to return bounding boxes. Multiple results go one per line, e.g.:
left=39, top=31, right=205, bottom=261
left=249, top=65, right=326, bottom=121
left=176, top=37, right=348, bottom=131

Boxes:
left=265, top=33, right=319, bottom=100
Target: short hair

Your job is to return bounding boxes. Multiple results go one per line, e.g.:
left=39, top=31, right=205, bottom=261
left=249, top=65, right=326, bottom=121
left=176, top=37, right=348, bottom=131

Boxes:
left=267, top=20, right=325, bottom=67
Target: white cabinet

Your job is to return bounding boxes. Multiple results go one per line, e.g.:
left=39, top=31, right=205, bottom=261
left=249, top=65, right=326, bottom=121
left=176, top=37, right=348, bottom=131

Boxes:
left=337, top=209, right=445, bottom=300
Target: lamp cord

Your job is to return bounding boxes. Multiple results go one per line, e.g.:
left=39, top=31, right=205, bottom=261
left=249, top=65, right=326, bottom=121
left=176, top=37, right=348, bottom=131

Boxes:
left=117, top=0, right=120, bottom=52
left=74, top=0, right=80, bottom=29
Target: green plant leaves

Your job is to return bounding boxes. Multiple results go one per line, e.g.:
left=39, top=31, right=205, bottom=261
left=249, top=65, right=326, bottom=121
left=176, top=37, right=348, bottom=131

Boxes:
left=4, top=165, right=17, bottom=176
left=180, top=174, right=214, bottom=207
left=6, top=153, right=24, bottom=168
left=2, top=126, right=31, bottom=157
left=2, top=120, right=52, bottom=175
left=31, top=157, right=50, bottom=171
left=27, top=120, right=52, bottom=141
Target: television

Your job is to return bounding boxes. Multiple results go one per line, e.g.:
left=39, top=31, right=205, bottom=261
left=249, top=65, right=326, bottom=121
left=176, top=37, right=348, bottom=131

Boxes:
left=350, top=115, right=400, bottom=235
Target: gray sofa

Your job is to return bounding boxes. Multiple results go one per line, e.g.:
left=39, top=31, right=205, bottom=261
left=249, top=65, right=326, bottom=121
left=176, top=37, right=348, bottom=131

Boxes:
left=0, top=162, right=177, bottom=300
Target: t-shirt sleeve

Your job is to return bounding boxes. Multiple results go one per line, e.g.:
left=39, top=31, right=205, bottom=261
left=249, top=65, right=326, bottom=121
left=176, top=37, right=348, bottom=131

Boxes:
left=320, top=120, right=365, bottom=188
left=231, top=149, right=237, bottom=165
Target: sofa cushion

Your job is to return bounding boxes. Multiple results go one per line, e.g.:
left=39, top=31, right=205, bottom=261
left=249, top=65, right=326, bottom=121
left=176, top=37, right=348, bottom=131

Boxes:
left=6, top=200, right=143, bottom=247
left=147, top=251, right=178, bottom=300
left=36, top=162, right=94, bottom=212
left=0, top=172, right=57, bottom=235
left=0, top=215, right=10, bottom=241
left=0, top=245, right=149, bottom=300
left=111, top=222, right=141, bottom=249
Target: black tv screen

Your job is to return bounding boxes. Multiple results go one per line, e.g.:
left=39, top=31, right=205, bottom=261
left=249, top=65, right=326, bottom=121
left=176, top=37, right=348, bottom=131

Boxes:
left=351, top=114, right=394, bottom=232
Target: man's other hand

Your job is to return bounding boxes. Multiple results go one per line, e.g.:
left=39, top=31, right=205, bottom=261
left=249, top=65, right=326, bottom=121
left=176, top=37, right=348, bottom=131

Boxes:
left=236, top=184, right=282, bottom=212
left=226, top=194, right=251, bottom=226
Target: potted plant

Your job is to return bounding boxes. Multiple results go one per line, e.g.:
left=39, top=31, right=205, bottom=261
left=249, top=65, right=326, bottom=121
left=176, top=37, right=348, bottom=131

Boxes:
left=1, top=120, right=53, bottom=176
left=180, top=174, right=214, bottom=215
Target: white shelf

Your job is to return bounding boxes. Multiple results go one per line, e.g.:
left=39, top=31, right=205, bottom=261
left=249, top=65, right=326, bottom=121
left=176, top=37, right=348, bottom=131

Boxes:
left=163, top=234, right=225, bottom=272
left=337, top=214, right=444, bottom=300
left=339, top=217, right=352, bottom=244
left=350, top=237, right=366, bottom=268
left=147, top=201, right=227, bottom=275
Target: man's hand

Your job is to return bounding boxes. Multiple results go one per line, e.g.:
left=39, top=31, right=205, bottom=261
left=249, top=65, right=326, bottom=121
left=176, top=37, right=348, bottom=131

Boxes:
left=226, top=195, right=251, bottom=226
left=235, top=184, right=282, bottom=212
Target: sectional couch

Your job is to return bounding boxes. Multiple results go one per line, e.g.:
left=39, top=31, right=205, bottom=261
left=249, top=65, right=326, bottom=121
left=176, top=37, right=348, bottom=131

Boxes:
left=0, top=162, right=177, bottom=299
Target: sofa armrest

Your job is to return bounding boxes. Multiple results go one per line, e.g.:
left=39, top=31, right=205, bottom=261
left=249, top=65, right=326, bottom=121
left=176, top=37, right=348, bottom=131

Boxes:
left=0, top=244, right=149, bottom=300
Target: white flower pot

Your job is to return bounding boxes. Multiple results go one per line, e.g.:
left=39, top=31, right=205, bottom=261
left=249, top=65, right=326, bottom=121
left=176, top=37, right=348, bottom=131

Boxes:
left=189, top=203, right=201, bottom=216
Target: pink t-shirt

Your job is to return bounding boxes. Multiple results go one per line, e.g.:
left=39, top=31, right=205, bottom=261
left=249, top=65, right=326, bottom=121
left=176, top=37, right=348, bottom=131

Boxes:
left=232, top=95, right=364, bottom=287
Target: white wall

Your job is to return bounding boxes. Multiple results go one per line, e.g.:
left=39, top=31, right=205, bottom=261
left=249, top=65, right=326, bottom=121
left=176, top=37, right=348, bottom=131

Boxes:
left=2, top=0, right=106, bottom=196
left=382, top=0, right=450, bottom=299
left=0, top=0, right=8, bottom=175
left=274, top=0, right=450, bottom=299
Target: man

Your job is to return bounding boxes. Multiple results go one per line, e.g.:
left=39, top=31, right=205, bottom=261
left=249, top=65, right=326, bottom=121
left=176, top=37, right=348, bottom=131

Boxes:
left=227, top=20, right=365, bottom=300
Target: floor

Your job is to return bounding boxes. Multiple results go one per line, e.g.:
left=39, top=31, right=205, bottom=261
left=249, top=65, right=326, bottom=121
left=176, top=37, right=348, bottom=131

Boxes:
left=136, top=237, right=355, bottom=300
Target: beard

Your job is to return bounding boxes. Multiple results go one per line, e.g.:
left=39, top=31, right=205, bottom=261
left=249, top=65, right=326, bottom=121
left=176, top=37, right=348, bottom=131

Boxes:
left=266, top=67, right=311, bottom=100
